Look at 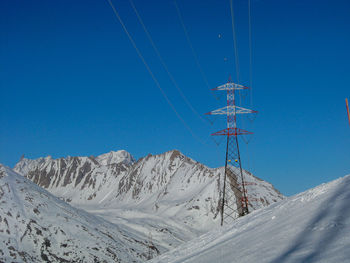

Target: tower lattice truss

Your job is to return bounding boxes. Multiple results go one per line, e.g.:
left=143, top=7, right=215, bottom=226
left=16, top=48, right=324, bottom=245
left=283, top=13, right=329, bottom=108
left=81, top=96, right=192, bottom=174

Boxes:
left=206, top=81, right=257, bottom=226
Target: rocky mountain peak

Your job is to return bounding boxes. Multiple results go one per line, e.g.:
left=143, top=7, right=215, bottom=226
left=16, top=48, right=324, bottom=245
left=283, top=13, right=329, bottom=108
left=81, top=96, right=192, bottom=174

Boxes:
left=13, top=150, right=285, bottom=231
left=96, top=150, right=135, bottom=166
left=44, top=155, right=52, bottom=160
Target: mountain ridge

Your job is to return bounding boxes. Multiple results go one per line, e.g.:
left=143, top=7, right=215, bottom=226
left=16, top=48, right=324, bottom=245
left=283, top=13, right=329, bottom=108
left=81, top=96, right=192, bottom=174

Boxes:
left=0, top=164, right=156, bottom=262
left=14, top=149, right=284, bottom=232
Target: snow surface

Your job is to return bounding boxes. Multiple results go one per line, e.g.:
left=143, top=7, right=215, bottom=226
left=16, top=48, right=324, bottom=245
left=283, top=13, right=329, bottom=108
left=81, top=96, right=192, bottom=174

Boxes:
left=14, top=150, right=284, bottom=233
left=0, top=165, right=154, bottom=262
left=12, top=149, right=285, bottom=260
left=5, top=149, right=349, bottom=262
left=150, top=175, right=350, bottom=263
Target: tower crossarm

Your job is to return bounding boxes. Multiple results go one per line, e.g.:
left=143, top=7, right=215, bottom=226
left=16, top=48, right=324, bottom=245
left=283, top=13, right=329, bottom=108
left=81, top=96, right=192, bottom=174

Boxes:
left=206, top=78, right=256, bottom=226
left=206, top=105, right=257, bottom=115
left=212, top=82, right=249, bottom=91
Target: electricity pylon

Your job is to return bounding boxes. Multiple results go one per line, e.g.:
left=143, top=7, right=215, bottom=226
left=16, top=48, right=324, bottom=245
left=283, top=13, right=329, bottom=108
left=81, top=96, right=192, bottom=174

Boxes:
left=206, top=80, right=257, bottom=226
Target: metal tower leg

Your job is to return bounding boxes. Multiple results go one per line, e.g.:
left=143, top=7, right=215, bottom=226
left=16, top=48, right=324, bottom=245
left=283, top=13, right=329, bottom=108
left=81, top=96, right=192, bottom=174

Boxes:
left=206, top=80, right=257, bottom=226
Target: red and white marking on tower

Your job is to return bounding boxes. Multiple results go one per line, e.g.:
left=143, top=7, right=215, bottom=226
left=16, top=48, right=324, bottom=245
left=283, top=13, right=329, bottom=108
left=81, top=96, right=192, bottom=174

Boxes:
left=206, top=79, right=257, bottom=226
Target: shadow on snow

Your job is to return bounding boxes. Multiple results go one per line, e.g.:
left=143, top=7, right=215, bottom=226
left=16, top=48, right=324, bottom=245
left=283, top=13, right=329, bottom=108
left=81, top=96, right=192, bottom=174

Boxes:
left=270, top=176, right=350, bottom=263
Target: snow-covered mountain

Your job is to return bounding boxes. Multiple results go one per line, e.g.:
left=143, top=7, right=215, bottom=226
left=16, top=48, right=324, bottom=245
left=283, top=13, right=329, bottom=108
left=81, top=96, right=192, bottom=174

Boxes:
left=8, top=149, right=349, bottom=262
left=0, top=165, right=155, bottom=262
left=14, top=150, right=284, bottom=232
left=150, top=174, right=350, bottom=263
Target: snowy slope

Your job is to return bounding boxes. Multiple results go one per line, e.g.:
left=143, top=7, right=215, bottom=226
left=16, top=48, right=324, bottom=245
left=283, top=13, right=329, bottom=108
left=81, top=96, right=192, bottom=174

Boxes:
left=150, top=174, right=350, bottom=263
left=14, top=150, right=284, bottom=234
left=0, top=165, right=157, bottom=262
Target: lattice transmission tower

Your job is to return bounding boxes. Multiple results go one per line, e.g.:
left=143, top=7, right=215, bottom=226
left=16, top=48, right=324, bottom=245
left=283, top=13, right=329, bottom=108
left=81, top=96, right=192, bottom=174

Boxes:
left=206, top=80, right=257, bottom=226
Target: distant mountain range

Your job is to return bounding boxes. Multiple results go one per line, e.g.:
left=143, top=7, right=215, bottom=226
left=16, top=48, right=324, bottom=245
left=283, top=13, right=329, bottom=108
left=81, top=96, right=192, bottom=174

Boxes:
left=14, top=150, right=284, bottom=231
left=1, top=149, right=285, bottom=262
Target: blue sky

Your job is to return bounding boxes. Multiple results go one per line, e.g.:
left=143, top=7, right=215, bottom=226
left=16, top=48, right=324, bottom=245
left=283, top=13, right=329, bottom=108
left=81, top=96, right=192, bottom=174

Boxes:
left=1, top=0, right=349, bottom=196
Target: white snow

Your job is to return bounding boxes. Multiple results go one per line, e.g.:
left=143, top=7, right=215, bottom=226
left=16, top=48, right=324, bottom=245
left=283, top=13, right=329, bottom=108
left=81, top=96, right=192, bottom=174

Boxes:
left=14, top=150, right=284, bottom=234
left=95, top=150, right=135, bottom=166
left=12, top=149, right=285, bottom=259
left=0, top=165, right=153, bottom=262
left=150, top=174, right=350, bottom=263
left=5, top=149, right=350, bottom=262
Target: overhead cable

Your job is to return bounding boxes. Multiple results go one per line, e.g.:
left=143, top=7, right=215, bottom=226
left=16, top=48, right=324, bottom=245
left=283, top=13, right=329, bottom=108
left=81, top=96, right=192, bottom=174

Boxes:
left=173, top=0, right=220, bottom=101
left=229, top=0, right=240, bottom=85
left=128, top=0, right=207, bottom=123
left=106, top=0, right=206, bottom=145
left=248, top=0, right=253, bottom=107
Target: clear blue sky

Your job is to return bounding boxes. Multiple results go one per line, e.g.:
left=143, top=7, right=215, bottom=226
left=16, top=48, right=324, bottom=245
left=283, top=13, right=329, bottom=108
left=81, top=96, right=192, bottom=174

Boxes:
left=1, top=0, right=349, bottom=196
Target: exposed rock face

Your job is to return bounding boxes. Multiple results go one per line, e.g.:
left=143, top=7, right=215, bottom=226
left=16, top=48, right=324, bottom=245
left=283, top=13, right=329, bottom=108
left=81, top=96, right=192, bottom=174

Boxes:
left=15, top=151, right=133, bottom=191
left=14, top=149, right=284, bottom=231
left=0, top=165, right=154, bottom=263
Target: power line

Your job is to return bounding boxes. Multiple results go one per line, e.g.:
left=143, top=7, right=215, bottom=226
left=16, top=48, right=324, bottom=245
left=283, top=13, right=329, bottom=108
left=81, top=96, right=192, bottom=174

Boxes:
left=248, top=0, right=253, bottom=107
left=229, top=0, right=240, bottom=85
left=106, top=0, right=206, bottom=145
left=174, top=0, right=210, bottom=89
left=128, top=0, right=207, bottom=123
left=173, top=0, right=220, bottom=102
left=229, top=0, right=243, bottom=107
